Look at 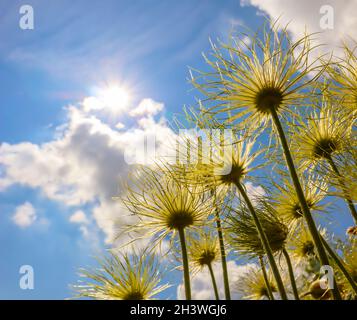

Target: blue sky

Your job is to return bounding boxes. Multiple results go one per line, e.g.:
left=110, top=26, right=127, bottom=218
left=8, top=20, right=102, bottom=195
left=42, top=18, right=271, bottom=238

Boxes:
left=0, top=0, right=355, bottom=299
left=0, top=0, right=261, bottom=300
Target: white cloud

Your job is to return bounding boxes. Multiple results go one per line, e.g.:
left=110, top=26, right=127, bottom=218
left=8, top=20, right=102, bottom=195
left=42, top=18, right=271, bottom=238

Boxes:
left=115, top=122, right=125, bottom=130
left=79, top=225, right=90, bottom=238
left=241, top=0, right=357, bottom=56
left=177, top=259, right=304, bottom=300
left=245, top=182, right=266, bottom=203
left=82, top=97, right=104, bottom=112
left=129, top=98, right=164, bottom=117
left=11, top=202, right=37, bottom=228
left=70, top=210, right=102, bottom=244
left=177, top=260, right=255, bottom=300
left=0, top=98, right=177, bottom=245
left=69, top=210, right=88, bottom=224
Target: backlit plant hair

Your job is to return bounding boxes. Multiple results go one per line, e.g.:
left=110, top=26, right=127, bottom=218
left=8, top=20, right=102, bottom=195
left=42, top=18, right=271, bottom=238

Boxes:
left=122, top=165, right=212, bottom=300
left=72, top=250, right=169, bottom=300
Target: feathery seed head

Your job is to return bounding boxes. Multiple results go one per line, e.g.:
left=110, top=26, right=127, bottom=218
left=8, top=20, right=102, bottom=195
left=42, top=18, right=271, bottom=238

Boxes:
left=122, top=166, right=212, bottom=244
left=198, top=135, right=260, bottom=191
left=235, top=265, right=278, bottom=300
left=341, top=238, right=357, bottom=282
left=255, top=87, right=284, bottom=114
left=288, top=225, right=326, bottom=261
left=72, top=251, right=169, bottom=300
left=292, top=227, right=316, bottom=258
left=273, top=176, right=327, bottom=226
left=192, top=24, right=322, bottom=128
left=328, top=42, right=357, bottom=115
left=227, top=200, right=288, bottom=257
left=188, top=231, right=219, bottom=271
left=293, top=98, right=352, bottom=169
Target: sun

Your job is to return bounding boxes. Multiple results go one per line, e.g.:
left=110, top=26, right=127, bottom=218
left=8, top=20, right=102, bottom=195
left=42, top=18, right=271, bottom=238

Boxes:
left=99, top=85, right=130, bottom=111
left=82, top=85, right=131, bottom=114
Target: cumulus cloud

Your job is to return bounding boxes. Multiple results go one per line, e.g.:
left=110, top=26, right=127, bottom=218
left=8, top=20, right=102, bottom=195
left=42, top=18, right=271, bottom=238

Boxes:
left=241, top=0, right=357, bottom=56
left=11, top=202, right=37, bottom=228
left=69, top=210, right=101, bottom=244
left=177, top=260, right=256, bottom=300
left=177, top=259, right=305, bottom=300
left=82, top=97, right=104, bottom=113
left=129, top=98, right=164, bottom=117
left=245, top=182, right=266, bottom=203
left=115, top=122, right=125, bottom=130
left=69, top=210, right=88, bottom=224
left=0, top=98, right=177, bottom=244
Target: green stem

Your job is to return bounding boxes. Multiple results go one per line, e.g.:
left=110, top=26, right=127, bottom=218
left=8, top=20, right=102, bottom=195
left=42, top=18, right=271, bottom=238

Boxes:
left=320, top=235, right=357, bottom=295
left=178, top=228, right=191, bottom=300
left=213, top=192, right=231, bottom=300
left=270, top=108, right=341, bottom=300
left=207, top=263, right=220, bottom=300
left=235, top=181, right=288, bottom=300
left=282, top=248, right=300, bottom=300
left=326, top=154, right=357, bottom=224
left=259, top=256, right=275, bottom=300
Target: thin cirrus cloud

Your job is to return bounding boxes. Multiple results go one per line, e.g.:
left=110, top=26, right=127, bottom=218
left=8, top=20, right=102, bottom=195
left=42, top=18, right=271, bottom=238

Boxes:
left=1, top=1, right=238, bottom=84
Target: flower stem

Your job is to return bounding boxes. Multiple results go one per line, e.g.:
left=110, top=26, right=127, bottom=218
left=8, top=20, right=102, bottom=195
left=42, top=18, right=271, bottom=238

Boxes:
left=235, top=181, right=288, bottom=300
left=213, top=192, right=231, bottom=300
left=178, top=227, right=191, bottom=300
left=326, top=154, right=357, bottom=224
left=320, top=235, right=357, bottom=295
left=259, top=256, right=275, bottom=300
left=207, top=263, right=220, bottom=300
left=270, top=108, right=341, bottom=300
left=282, top=248, right=299, bottom=300
left=215, top=212, right=231, bottom=300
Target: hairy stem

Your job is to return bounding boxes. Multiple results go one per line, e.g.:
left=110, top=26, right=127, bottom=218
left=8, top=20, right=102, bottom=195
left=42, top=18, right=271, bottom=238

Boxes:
left=235, top=181, right=288, bottom=300
left=178, top=228, right=191, bottom=300
left=282, top=248, right=299, bottom=300
left=326, top=154, right=357, bottom=224
left=213, top=191, right=231, bottom=300
left=320, top=235, right=357, bottom=295
left=208, top=263, right=220, bottom=300
left=259, top=256, right=275, bottom=300
left=215, top=211, right=231, bottom=300
left=270, top=108, right=341, bottom=300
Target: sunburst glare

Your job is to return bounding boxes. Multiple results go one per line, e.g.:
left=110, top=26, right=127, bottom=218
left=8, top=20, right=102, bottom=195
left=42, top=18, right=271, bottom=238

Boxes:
left=83, top=85, right=130, bottom=114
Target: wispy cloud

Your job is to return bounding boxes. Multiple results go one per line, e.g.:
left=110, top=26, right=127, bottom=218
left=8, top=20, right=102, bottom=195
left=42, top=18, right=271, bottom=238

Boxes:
left=1, top=1, right=246, bottom=85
